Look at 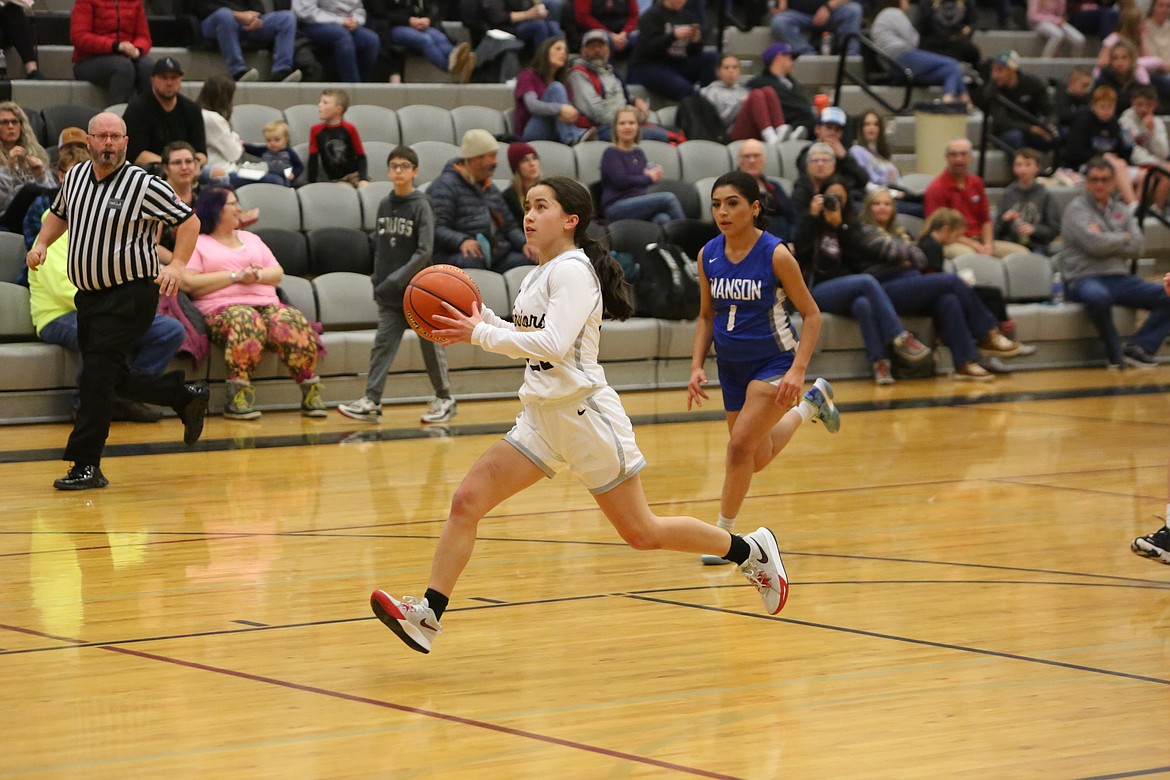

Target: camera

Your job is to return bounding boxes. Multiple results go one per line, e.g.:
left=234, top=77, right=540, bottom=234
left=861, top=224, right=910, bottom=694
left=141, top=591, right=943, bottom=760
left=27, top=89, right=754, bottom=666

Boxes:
left=823, top=193, right=841, bottom=211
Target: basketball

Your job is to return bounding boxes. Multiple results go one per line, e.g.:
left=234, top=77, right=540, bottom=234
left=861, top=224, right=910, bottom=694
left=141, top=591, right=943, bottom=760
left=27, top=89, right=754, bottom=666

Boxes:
left=403, top=265, right=483, bottom=344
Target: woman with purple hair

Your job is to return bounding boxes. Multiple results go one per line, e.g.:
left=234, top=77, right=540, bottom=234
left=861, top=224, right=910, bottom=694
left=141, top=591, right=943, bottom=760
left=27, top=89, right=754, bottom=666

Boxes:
left=180, top=185, right=326, bottom=420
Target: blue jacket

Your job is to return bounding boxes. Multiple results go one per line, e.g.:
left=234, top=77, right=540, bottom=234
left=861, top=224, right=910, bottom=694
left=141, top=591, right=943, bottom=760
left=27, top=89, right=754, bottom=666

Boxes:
left=427, top=159, right=526, bottom=265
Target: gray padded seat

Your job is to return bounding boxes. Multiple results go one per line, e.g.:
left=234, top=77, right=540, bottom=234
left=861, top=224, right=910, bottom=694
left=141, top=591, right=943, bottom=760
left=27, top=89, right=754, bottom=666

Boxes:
left=1003, top=252, right=1054, bottom=301
left=359, top=181, right=395, bottom=230
left=0, top=282, right=64, bottom=390
left=0, top=232, right=27, bottom=284
left=695, top=176, right=717, bottom=223
left=529, top=140, right=577, bottom=178
left=238, top=182, right=300, bottom=231
left=283, top=104, right=319, bottom=147
left=412, top=140, right=459, bottom=185
left=649, top=180, right=701, bottom=220
left=41, top=105, right=99, bottom=149
left=398, top=104, right=456, bottom=145
left=103, top=102, right=127, bottom=116
left=451, top=105, right=507, bottom=141
left=362, top=141, right=398, bottom=182
left=308, top=227, right=372, bottom=275
left=278, top=276, right=318, bottom=322
left=293, top=142, right=310, bottom=185
left=951, top=253, right=1007, bottom=292
left=898, top=173, right=935, bottom=194
left=345, top=105, right=400, bottom=144
left=252, top=227, right=310, bottom=277
left=654, top=105, right=677, bottom=127
left=599, top=317, right=660, bottom=363
left=678, top=140, right=734, bottom=182
left=775, top=138, right=811, bottom=179
left=232, top=103, right=285, bottom=144
left=314, top=272, right=379, bottom=330
left=725, top=139, right=781, bottom=180
left=503, top=265, right=535, bottom=306
left=897, top=213, right=924, bottom=239
left=299, top=183, right=363, bottom=231
left=460, top=268, right=515, bottom=368
left=573, top=140, right=609, bottom=183
left=641, top=140, right=680, bottom=180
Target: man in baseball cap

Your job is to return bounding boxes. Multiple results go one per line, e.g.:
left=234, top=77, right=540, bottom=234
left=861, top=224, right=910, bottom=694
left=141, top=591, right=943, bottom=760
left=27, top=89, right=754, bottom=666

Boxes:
left=986, top=49, right=1055, bottom=150
left=58, top=127, right=88, bottom=150
left=122, top=55, right=207, bottom=170
left=749, top=41, right=816, bottom=135
left=793, top=104, right=870, bottom=209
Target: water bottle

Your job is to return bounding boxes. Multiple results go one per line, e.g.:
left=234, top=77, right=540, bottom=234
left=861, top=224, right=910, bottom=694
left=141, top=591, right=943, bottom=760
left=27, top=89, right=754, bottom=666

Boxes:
left=820, top=32, right=832, bottom=56
left=1051, top=271, right=1064, bottom=305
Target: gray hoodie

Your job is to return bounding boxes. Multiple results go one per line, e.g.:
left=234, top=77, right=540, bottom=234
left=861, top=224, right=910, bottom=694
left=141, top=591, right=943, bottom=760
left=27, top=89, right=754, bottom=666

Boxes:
left=1059, top=192, right=1144, bottom=283
left=372, top=188, right=434, bottom=306
left=995, top=181, right=1061, bottom=249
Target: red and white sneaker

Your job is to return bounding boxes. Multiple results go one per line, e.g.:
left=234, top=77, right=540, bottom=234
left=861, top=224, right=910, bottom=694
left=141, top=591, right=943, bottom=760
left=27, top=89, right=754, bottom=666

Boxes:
left=370, top=591, right=442, bottom=653
left=740, top=528, right=789, bottom=614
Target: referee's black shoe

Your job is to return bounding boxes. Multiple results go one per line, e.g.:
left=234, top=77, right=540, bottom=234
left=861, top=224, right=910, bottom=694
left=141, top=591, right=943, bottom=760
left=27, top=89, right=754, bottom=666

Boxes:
left=54, top=464, right=109, bottom=491
left=177, top=382, right=210, bottom=446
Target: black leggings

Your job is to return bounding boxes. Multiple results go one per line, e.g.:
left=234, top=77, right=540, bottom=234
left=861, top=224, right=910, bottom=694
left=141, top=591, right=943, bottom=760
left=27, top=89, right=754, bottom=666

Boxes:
left=0, top=5, right=37, bottom=67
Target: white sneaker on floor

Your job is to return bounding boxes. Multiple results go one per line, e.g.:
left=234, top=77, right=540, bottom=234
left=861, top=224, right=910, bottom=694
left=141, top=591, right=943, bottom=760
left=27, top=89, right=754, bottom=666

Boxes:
left=740, top=527, right=789, bottom=614
left=338, top=397, right=382, bottom=423
left=421, top=396, right=457, bottom=424
left=370, top=591, right=442, bottom=653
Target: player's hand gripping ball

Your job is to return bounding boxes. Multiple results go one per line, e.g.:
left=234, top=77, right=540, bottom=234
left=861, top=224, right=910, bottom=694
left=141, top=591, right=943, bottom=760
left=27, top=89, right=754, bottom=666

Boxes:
left=403, top=265, right=483, bottom=343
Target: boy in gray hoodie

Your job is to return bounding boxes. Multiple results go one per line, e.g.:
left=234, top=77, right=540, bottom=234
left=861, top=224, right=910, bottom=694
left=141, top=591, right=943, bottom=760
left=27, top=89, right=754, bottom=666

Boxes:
left=337, top=146, right=457, bottom=424
left=995, top=147, right=1061, bottom=255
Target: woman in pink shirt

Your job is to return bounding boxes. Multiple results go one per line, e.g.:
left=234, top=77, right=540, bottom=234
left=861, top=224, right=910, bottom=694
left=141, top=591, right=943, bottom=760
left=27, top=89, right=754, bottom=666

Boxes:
left=183, top=185, right=326, bottom=420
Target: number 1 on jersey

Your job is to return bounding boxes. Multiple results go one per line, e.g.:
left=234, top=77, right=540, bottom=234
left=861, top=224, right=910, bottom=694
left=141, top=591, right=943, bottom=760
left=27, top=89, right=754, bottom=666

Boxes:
left=727, top=304, right=737, bottom=332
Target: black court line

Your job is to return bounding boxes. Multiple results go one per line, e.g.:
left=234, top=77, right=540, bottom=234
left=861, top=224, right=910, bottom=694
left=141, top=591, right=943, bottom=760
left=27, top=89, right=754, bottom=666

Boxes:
left=3, top=381, right=1169, bottom=465
left=1075, top=768, right=1170, bottom=779
left=624, top=594, right=1170, bottom=686
left=232, top=620, right=267, bottom=627
left=92, top=645, right=740, bottom=780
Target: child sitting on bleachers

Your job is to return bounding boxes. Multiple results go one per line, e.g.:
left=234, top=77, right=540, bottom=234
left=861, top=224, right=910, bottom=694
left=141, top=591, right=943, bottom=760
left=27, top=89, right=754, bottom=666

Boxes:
left=308, top=89, right=370, bottom=188
left=244, top=120, right=303, bottom=186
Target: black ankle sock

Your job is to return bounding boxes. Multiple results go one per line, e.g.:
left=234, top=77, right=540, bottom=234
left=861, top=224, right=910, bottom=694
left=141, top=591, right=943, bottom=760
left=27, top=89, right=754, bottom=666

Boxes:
left=725, top=534, right=750, bottom=566
left=424, top=588, right=449, bottom=620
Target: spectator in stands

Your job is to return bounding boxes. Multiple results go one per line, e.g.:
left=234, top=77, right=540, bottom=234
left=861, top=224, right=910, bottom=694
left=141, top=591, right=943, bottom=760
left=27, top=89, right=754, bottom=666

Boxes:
left=982, top=50, right=1057, bottom=151
left=791, top=170, right=933, bottom=384
left=1059, top=85, right=1138, bottom=205
left=364, top=0, right=475, bottom=84
left=122, top=57, right=208, bottom=171
left=0, top=103, right=55, bottom=231
left=197, top=75, right=287, bottom=188
left=769, top=0, right=862, bottom=57
left=70, top=0, right=155, bottom=105
left=475, top=0, right=563, bottom=55
left=1060, top=155, right=1170, bottom=368
left=924, top=137, right=1029, bottom=259
left=794, top=107, right=869, bottom=210
left=916, top=0, right=980, bottom=71
left=30, top=144, right=184, bottom=424
left=1093, top=39, right=1144, bottom=113
left=1055, top=66, right=1093, bottom=135
left=859, top=186, right=1024, bottom=379
left=567, top=30, right=669, bottom=142
left=599, top=105, right=686, bottom=223
left=849, top=109, right=923, bottom=217
left=627, top=0, right=718, bottom=101
left=0, top=3, right=42, bottom=80
left=194, top=0, right=303, bottom=83
left=995, top=147, right=1062, bottom=255
left=515, top=37, right=591, bottom=145
left=871, top=0, right=971, bottom=109
left=504, top=141, right=541, bottom=224
left=748, top=43, right=816, bottom=138
left=736, top=139, right=798, bottom=241
left=19, top=129, right=87, bottom=249
left=307, top=88, right=370, bottom=187
left=337, top=145, right=457, bottom=425
left=1067, top=0, right=1119, bottom=41
left=700, top=54, right=791, bottom=146
left=183, top=185, right=328, bottom=419
left=1028, top=0, right=1085, bottom=57
left=574, top=0, right=639, bottom=54
left=1147, top=0, right=1170, bottom=88
left=243, top=120, right=303, bottom=186
left=428, top=129, right=535, bottom=272
left=293, top=0, right=380, bottom=83
left=1118, top=84, right=1170, bottom=213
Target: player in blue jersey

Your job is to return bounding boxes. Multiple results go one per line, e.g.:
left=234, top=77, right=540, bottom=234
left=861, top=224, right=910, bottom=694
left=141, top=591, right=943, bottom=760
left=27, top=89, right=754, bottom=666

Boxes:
left=688, top=170, right=840, bottom=568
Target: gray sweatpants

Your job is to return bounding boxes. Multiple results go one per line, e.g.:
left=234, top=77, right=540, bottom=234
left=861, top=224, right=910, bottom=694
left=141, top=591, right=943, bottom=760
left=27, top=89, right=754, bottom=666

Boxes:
left=365, top=303, right=451, bottom=402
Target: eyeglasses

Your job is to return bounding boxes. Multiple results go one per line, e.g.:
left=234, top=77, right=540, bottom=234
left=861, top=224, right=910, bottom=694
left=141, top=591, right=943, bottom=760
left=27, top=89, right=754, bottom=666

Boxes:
left=90, top=133, right=125, bottom=143
left=808, top=157, right=834, bottom=165
left=225, top=199, right=240, bottom=206
left=1086, top=175, right=1114, bottom=183
left=387, top=162, right=414, bottom=171
left=0, top=118, right=20, bottom=126
left=168, top=158, right=196, bottom=166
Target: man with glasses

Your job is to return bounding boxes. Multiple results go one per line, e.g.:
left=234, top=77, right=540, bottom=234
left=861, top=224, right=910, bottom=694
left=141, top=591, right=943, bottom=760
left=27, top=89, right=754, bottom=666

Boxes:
left=793, top=106, right=869, bottom=209
left=736, top=138, right=796, bottom=240
left=1060, top=156, right=1170, bottom=369
left=924, top=137, right=1028, bottom=259
left=25, top=112, right=209, bottom=490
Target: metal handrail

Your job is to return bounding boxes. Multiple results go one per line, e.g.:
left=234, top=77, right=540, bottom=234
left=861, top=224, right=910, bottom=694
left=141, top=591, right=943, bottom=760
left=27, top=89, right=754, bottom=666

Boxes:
left=1136, top=163, right=1170, bottom=227
left=976, top=90, right=1063, bottom=178
left=830, top=32, right=916, bottom=115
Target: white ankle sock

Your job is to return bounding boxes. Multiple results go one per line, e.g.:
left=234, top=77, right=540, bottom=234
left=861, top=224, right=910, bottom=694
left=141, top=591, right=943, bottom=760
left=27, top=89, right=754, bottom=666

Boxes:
left=717, top=514, right=736, bottom=532
left=762, top=127, right=779, bottom=144
left=794, top=400, right=815, bottom=422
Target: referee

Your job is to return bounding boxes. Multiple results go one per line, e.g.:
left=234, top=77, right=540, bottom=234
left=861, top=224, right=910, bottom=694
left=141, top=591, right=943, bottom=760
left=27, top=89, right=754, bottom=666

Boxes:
left=26, top=112, right=209, bottom=491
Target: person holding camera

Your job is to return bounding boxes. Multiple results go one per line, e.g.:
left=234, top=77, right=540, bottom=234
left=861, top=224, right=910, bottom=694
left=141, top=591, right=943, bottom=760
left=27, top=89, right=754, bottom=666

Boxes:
left=791, top=151, right=932, bottom=385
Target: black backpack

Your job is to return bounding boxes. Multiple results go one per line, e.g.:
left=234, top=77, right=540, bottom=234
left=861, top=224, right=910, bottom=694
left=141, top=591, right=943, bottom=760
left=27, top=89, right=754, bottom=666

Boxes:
left=635, top=242, right=700, bottom=320
left=674, top=94, right=729, bottom=144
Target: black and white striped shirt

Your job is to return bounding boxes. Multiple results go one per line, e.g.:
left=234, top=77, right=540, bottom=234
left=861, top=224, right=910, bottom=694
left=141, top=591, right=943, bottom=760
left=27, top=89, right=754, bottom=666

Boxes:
left=49, top=161, right=194, bottom=292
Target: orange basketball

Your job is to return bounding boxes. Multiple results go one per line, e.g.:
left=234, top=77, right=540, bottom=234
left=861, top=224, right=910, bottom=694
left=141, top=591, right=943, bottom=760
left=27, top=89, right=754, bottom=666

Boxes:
left=403, top=265, right=483, bottom=344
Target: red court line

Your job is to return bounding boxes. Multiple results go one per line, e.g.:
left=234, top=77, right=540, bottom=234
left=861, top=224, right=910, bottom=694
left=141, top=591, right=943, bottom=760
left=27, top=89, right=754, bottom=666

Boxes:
left=100, top=644, right=741, bottom=780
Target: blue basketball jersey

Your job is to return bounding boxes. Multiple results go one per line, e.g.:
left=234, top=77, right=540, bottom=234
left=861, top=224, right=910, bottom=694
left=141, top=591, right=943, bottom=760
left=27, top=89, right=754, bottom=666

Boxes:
left=701, top=231, right=798, bottom=363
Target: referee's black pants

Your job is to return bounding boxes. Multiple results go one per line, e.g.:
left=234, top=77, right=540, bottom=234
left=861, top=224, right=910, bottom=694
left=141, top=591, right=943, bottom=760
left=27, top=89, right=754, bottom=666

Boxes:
left=65, top=279, right=189, bottom=466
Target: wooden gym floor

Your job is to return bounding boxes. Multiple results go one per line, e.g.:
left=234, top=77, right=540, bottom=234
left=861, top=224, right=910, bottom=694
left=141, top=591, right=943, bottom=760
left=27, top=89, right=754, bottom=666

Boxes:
left=0, top=367, right=1168, bottom=779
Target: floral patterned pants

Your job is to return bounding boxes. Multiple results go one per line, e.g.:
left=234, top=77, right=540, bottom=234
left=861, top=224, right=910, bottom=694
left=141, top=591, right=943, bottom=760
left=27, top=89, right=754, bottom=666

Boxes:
left=205, top=304, right=317, bottom=383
